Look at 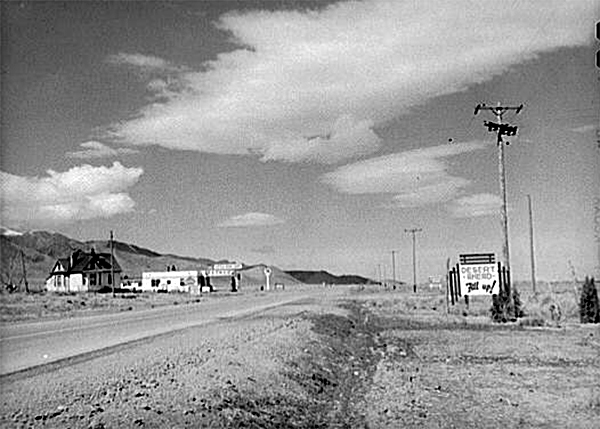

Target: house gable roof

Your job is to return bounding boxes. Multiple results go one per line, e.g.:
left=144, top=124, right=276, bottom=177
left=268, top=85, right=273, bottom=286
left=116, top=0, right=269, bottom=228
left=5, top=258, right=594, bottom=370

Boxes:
left=49, top=250, right=122, bottom=276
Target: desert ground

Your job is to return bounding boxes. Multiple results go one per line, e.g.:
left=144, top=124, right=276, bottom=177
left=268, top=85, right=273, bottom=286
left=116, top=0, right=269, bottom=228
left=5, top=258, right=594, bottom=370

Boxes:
left=0, top=282, right=598, bottom=428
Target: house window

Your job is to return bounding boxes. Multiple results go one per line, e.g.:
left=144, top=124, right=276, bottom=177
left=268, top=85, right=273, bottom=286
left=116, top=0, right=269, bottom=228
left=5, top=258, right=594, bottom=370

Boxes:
left=108, top=273, right=112, bottom=285
left=151, top=279, right=160, bottom=287
left=166, top=280, right=171, bottom=285
left=90, top=273, right=97, bottom=286
left=180, top=278, right=185, bottom=286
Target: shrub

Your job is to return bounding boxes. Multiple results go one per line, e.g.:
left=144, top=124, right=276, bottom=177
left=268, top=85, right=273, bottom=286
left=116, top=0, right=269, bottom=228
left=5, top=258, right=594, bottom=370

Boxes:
left=491, top=285, right=523, bottom=322
left=579, top=277, right=599, bottom=324
left=512, top=287, right=524, bottom=318
left=491, top=287, right=512, bottom=323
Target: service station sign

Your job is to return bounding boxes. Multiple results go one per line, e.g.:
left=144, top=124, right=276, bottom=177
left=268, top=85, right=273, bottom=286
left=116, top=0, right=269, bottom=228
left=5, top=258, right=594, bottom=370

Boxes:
left=459, top=253, right=500, bottom=296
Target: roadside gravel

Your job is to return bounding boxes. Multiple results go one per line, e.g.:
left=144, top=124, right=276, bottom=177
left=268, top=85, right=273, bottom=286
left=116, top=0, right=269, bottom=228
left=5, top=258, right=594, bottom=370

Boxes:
left=0, top=292, right=384, bottom=428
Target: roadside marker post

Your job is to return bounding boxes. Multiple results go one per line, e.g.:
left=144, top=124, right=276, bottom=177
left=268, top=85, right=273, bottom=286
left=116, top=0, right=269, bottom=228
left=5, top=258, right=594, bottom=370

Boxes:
left=264, top=267, right=272, bottom=291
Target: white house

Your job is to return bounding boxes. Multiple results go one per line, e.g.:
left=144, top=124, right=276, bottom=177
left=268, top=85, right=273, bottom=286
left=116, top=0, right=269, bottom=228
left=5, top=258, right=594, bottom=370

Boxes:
left=46, top=249, right=122, bottom=293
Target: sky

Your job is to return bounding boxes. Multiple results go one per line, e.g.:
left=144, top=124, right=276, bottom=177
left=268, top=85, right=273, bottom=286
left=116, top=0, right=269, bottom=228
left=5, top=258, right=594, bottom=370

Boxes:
left=1, top=0, right=599, bottom=282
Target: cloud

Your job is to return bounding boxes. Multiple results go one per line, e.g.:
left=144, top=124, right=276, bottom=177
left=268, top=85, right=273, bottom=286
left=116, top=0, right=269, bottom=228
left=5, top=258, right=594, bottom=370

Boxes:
left=251, top=245, right=276, bottom=254
left=65, top=141, right=139, bottom=159
left=322, top=141, right=485, bottom=207
left=218, top=212, right=285, bottom=228
left=107, top=52, right=181, bottom=73
left=448, top=193, right=502, bottom=218
left=0, top=162, right=143, bottom=226
left=104, top=0, right=594, bottom=164
left=570, top=124, right=597, bottom=134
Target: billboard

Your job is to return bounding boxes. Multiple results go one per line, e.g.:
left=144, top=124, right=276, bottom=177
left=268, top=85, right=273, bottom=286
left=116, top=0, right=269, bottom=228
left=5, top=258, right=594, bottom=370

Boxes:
left=213, top=262, right=243, bottom=270
left=459, top=254, right=499, bottom=296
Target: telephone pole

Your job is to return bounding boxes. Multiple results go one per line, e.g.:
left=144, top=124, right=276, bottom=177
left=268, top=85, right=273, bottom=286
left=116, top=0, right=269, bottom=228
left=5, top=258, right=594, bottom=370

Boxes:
left=474, top=102, right=523, bottom=303
left=391, top=250, right=397, bottom=288
left=20, top=250, right=29, bottom=294
left=405, top=228, right=422, bottom=293
left=110, top=230, right=115, bottom=297
left=527, top=194, right=537, bottom=295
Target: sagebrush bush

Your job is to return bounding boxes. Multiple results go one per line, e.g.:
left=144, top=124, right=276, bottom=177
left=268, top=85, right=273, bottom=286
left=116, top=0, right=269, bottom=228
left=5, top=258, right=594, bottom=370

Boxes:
left=579, top=277, right=599, bottom=324
left=491, top=285, right=523, bottom=323
left=512, top=287, right=524, bottom=318
left=491, top=288, right=511, bottom=323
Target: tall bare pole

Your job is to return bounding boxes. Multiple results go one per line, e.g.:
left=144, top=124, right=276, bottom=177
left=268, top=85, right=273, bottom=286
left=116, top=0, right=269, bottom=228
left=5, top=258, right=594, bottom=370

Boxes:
left=378, top=264, right=383, bottom=286
left=20, top=250, right=29, bottom=293
left=405, top=228, right=422, bottom=293
left=527, top=194, right=537, bottom=295
left=391, top=250, right=397, bottom=287
left=474, top=102, right=523, bottom=304
left=110, top=230, right=115, bottom=297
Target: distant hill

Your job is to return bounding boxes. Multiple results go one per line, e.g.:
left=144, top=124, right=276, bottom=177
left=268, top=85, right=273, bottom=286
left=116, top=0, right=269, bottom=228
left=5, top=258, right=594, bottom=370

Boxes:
left=286, top=270, right=377, bottom=285
left=0, top=229, right=220, bottom=289
left=2, top=228, right=373, bottom=291
left=0, top=228, right=303, bottom=291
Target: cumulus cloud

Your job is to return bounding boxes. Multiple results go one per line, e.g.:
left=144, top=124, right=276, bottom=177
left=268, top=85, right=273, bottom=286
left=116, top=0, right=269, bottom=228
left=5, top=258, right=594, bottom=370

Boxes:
left=218, top=212, right=285, bottom=228
left=323, top=141, right=485, bottom=207
left=0, top=162, right=143, bottom=226
left=104, top=0, right=594, bottom=164
left=65, top=141, right=139, bottom=159
left=448, top=193, right=502, bottom=218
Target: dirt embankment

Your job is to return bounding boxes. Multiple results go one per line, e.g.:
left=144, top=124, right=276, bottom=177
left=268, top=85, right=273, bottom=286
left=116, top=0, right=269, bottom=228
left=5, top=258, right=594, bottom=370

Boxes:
left=0, top=298, right=386, bottom=428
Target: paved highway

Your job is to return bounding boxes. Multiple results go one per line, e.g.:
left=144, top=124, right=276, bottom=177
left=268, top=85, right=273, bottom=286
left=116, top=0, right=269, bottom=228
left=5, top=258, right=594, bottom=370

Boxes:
left=0, top=290, right=333, bottom=376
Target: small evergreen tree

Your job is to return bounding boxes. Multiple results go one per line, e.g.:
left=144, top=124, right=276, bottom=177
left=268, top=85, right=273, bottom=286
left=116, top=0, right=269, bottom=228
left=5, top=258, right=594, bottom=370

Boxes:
left=579, top=277, right=600, bottom=324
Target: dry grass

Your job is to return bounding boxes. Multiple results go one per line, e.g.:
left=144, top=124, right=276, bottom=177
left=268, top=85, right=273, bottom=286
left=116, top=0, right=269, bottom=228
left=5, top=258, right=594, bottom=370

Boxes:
left=352, top=285, right=600, bottom=428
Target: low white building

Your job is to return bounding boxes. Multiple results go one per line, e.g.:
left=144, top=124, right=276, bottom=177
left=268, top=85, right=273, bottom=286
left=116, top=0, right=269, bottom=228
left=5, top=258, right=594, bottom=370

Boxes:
left=141, top=270, right=201, bottom=294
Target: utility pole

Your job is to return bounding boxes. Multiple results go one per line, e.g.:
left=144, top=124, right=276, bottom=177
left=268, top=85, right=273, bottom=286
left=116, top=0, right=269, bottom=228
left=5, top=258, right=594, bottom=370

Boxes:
left=405, top=228, right=422, bottom=293
left=20, top=250, right=29, bottom=293
left=391, top=250, right=397, bottom=288
left=474, top=102, right=523, bottom=304
left=110, top=230, right=115, bottom=297
left=378, top=264, right=383, bottom=286
left=527, top=194, right=537, bottom=295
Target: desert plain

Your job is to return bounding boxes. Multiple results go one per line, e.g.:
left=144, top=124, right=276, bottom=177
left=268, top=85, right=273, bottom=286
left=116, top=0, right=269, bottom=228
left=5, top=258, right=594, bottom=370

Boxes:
left=0, top=282, right=599, bottom=428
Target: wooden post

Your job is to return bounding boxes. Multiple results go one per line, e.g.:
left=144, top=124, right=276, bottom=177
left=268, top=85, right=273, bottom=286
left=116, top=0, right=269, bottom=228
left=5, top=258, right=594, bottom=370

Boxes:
left=20, top=250, right=29, bottom=293
left=456, top=263, right=462, bottom=297
left=449, top=268, right=455, bottom=306
left=445, top=258, right=450, bottom=313
left=110, top=230, right=115, bottom=297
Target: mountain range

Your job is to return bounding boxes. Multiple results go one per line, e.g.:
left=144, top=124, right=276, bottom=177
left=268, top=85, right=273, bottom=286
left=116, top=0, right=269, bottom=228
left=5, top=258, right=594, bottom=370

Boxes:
left=0, top=228, right=375, bottom=291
